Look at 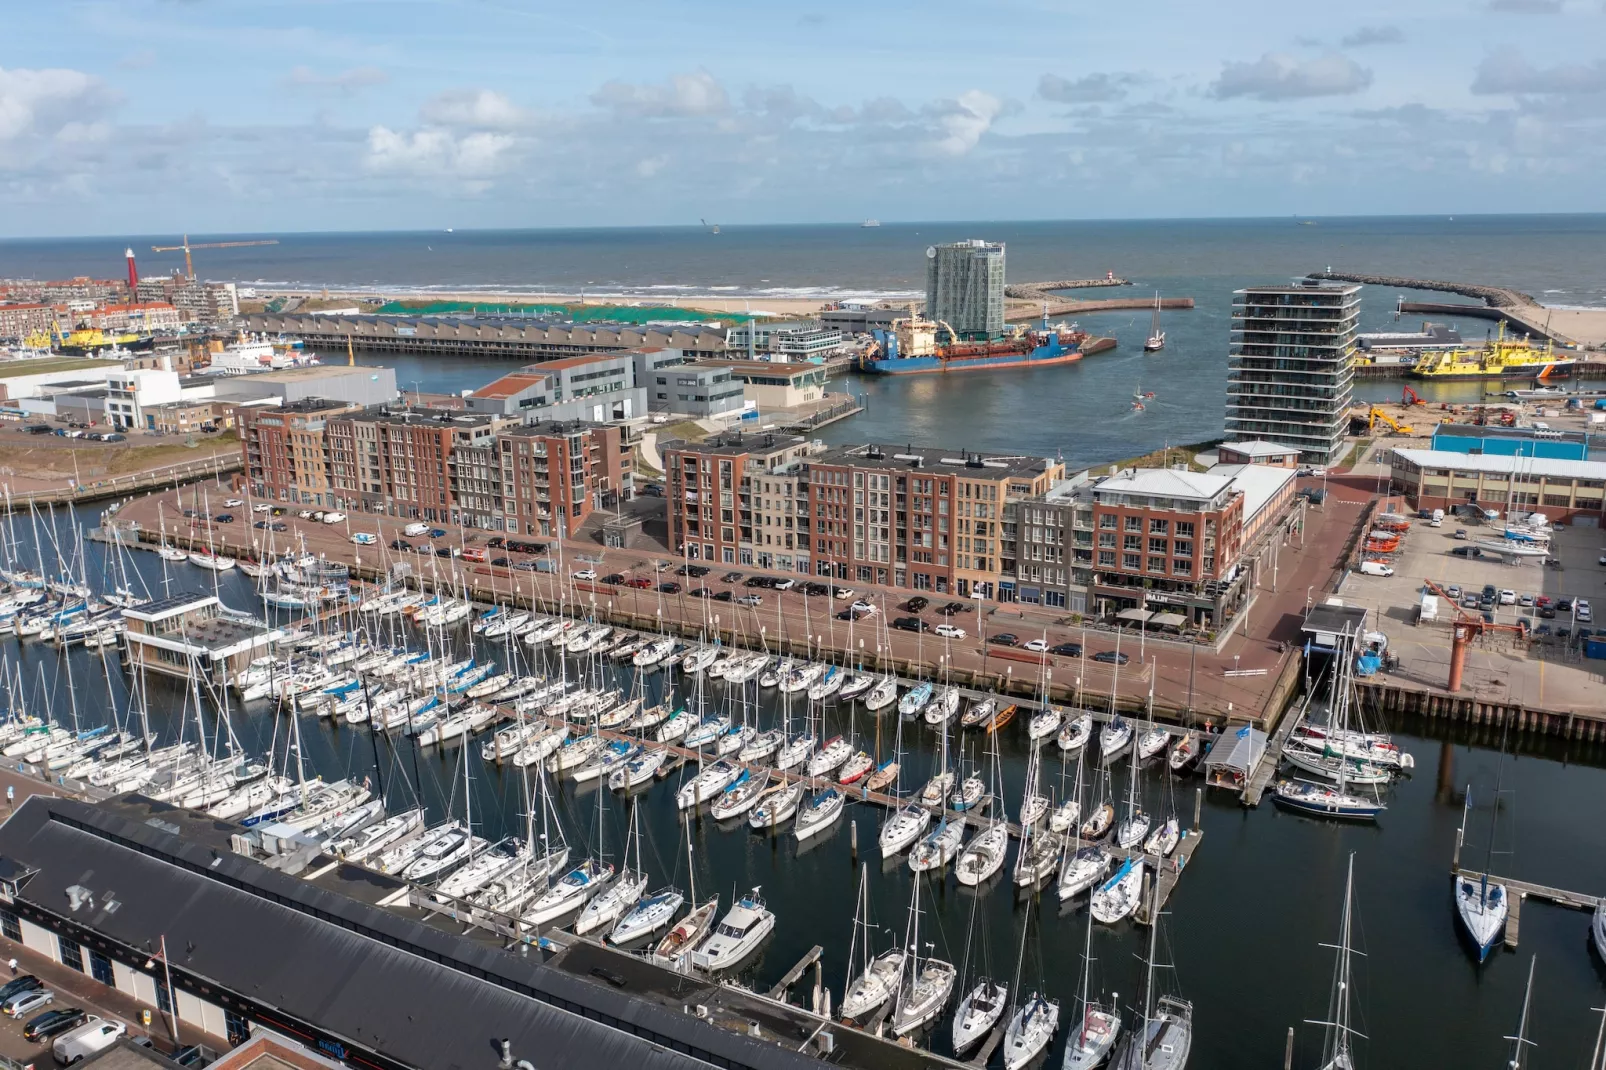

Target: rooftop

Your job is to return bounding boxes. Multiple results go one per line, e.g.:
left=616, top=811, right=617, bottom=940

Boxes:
left=349, top=405, right=498, bottom=428
left=1092, top=468, right=1235, bottom=503
left=1218, top=439, right=1302, bottom=458
left=502, top=419, right=610, bottom=438
left=274, top=397, right=357, bottom=415
left=468, top=371, right=551, bottom=399
left=700, top=360, right=823, bottom=376
left=819, top=443, right=1056, bottom=481
left=528, top=353, right=630, bottom=372
left=667, top=432, right=807, bottom=458
left=120, top=591, right=217, bottom=621
left=1391, top=447, right=1606, bottom=480
left=1206, top=463, right=1299, bottom=521
left=230, top=366, right=383, bottom=384
left=1432, top=423, right=1590, bottom=445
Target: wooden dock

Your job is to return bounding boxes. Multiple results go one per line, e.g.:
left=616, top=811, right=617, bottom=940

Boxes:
left=965, top=1025, right=1004, bottom=1067
left=1241, top=691, right=1308, bottom=807
left=1452, top=867, right=1602, bottom=949
left=768, top=945, right=822, bottom=999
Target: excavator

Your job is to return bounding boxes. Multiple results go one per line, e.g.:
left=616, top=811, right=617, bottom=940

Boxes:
left=1402, top=385, right=1426, bottom=407
left=1366, top=406, right=1415, bottom=436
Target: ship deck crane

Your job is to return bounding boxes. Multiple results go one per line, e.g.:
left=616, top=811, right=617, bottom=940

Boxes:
left=150, top=235, right=279, bottom=280
left=1420, top=579, right=1528, bottom=692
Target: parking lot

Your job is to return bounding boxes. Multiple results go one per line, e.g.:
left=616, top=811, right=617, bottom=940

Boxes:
left=1345, top=511, right=1606, bottom=711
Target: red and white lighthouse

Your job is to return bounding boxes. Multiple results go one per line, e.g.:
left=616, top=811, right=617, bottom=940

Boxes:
left=125, top=247, right=139, bottom=291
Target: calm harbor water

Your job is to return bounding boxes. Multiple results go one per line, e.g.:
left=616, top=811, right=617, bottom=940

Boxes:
left=10, top=506, right=1606, bottom=1067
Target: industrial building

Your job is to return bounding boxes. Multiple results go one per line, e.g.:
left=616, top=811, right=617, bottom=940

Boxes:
left=1428, top=422, right=1592, bottom=461
left=647, top=364, right=747, bottom=418
left=925, top=240, right=1006, bottom=340
left=701, top=361, right=829, bottom=413
left=1223, top=279, right=1360, bottom=465
left=723, top=321, right=845, bottom=362
left=0, top=793, right=875, bottom=1070
left=1388, top=448, right=1606, bottom=525
left=209, top=365, right=399, bottom=410
left=818, top=306, right=901, bottom=338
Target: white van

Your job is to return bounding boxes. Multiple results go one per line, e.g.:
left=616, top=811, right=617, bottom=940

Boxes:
left=53, top=1018, right=126, bottom=1064
left=1429, top=509, right=1444, bottom=527
left=1360, top=561, right=1395, bottom=577
left=402, top=522, right=430, bottom=537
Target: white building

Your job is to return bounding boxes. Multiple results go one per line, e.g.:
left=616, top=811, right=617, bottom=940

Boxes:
left=103, top=367, right=183, bottom=430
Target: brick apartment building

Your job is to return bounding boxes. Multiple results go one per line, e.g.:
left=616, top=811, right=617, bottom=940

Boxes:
left=240, top=399, right=364, bottom=508
left=245, top=401, right=630, bottom=532
left=663, top=434, right=1063, bottom=597
left=0, top=303, right=64, bottom=342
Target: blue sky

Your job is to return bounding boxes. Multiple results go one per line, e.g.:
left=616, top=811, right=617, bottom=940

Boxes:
left=3, top=0, right=1605, bottom=236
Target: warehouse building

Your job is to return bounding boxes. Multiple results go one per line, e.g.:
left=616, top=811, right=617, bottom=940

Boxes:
left=1388, top=448, right=1606, bottom=526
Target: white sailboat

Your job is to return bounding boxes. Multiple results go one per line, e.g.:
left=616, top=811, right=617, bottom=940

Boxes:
left=1307, top=853, right=1363, bottom=1070
left=1109, top=873, right=1192, bottom=1070
left=1000, top=893, right=1059, bottom=1070
left=891, top=875, right=956, bottom=1036
left=839, top=865, right=905, bottom=1022
left=1453, top=779, right=1509, bottom=964
left=1143, top=292, right=1165, bottom=352
left=1062, top=852, right=1122, bottom=1069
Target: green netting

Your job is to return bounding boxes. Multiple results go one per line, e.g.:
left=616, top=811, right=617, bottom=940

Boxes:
left=372, top=300, right=753, bottom=323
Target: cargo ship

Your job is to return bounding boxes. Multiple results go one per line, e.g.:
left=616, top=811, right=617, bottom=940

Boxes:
left=24, top=326, right=156, bottom=357
left=1408, top=323, right=1575, bottom=381
left=858, top=313, right=1096, bottom=375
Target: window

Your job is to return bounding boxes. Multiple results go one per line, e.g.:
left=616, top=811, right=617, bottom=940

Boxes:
left=1148, top=556, right=1166, bottom=573
left=1122, top=553, right=1140, bottom=570
left=155, top=974, right=172, bottom=1013
left=1124, top=515, right=1142, bottom=532
left=1098, top=550, right=1115, bottom=566
left=58, top=934, right=84, bottom=972
left=1174, top=540, right=1193, bottom=557
left=1123, top=534, right=1141, bottom=551
left=1173, top=558, right=1192, bottom=575
left=1098, top=513, right=1116, bottom=529
left=1149, top=537, right=1168, bottom=554
left=0, top=910, right=18, bottom=942
left=1176, top=521, right=1195, bottom=538
left=89, top=950, right=114, bottom=987
left=1149, top=518, right=1169, bottom=534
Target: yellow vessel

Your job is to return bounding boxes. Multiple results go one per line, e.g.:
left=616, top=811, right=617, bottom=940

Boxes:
left=1408, top=323, right=1574, bottom=380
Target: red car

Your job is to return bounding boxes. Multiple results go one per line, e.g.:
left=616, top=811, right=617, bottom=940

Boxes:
left=623, top=577, right=654, bottom=589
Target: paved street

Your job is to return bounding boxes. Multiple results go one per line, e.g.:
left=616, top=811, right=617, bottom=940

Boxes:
left=118, top=479, right=1367, bottom=724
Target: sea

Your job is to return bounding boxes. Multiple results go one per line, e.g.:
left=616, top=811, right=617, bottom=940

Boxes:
left=10, top=505, right=1606, bottom=1069
left=4, top=215, right=1606, bottom=467
left=5, top=218, right=1606, bottom=1063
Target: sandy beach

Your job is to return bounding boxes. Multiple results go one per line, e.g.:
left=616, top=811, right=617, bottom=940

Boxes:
left=260, top=287, right=854, bottom=319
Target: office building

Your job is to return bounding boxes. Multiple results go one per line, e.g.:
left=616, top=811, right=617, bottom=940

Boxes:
left=1388, top=448, right=1606, bottom=524
left=702, top=361, right=828, bottom=411
left=1224, top=279, right=1360, bottom=465
left=647, top=364, right=747, bottom=417
left=724, top=321, right=845, bottom=361
left=818, top=306, right=902, bottom=338
left=926, top=240, right=1006, bottom=340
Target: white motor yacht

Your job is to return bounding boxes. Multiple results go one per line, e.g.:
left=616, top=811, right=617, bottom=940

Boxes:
left=691, top=890, right=775, bottom=972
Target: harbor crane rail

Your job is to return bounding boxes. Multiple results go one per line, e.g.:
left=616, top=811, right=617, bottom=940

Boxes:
left=151, top=235, right=279, bottom=280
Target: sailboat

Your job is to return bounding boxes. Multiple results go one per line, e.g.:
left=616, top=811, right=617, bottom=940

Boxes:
left=1114, top=749, right=1150, bottom=850
left=956, top=727, right=1009, bottom=886
left=1504, top=956, right=1537, bottom=1070
left=1058, top=742, right=1115, bottom=902
left=1274, top=633, right=1386, bottom=821
left=1306, top=853, right=1363, bottom=1070
left=650, top=822, right=716, bottom=963
left=1453, top=779, right=1509, bottom=963
left=891, top=875, right=957, bottom=1035
left=1109, top=872, right=1193, bottom=1070
left=1143, top=292, right=1165, bottom=352
left=1000, top=895, right=1059, bottom=1070
left=574, top=802, right=649, bottom=936
left=952, top=851, right=1006, bottom=1054
left=1062, top=855, right=1122, bottom=1069
left=839, top=864, right=905, bottom=1023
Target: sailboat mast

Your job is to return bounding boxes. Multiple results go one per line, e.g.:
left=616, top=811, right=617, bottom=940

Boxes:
left=1504, top=955, right=1537, bottom=1070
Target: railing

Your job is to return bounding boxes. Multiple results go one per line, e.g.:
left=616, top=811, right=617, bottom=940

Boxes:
left=1, top=453, right=240, bottom=510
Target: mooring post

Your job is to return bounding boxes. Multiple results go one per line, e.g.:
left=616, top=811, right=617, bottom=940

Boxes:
left=850, top=819, right=857, bottom=859
left=1192, top=787, right=1202, bottom=833
left=1284, top=1026, right=1294, bottom=1070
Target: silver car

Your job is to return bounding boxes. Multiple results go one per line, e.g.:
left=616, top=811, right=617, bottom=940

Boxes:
left=3, top=987, right=52, bottom=1018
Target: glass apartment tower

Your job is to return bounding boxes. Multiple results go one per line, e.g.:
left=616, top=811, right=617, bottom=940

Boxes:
left=925, top=240, right=1006, bottom=340
left=1224, top=280, right=1360, bottom=465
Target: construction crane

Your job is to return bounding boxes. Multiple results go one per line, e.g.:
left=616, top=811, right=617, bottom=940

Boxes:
left=150, top=235, right=279, bottom=280
left=1420, top=579, right=1528, bottom=692
left=1366, top=406, right=1415, bottom=436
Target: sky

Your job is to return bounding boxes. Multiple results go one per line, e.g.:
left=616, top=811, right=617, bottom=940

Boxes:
left=2, top=0, right=1605, bottom=237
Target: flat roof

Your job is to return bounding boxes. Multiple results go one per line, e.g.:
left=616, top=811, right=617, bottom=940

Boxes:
left=531, top=353, right=630, bottom=371
left=817, top=443, right=1054, bottom=481
left=122, top=591, right=218, bottom=621
left=468, top=372, right=550, bottom=399
left=0, top=795, right=867, bottom=1070
left=350, top=406, right=497, bottom=427
left=232, top=366, right=379, bottom=383
left=1391, top=448, right=1606, bottom=480
left=1432, top=423, right=1589, bottom=444
left=701, top=360, right=822, bottom=376
left=666, top=432, right=807, bottom=458
left=1218, top=439, right=1302, bottom=457
left=1207, top=463, right=1299, bottom=521
left=1093, top=468, right=1234, bottom=502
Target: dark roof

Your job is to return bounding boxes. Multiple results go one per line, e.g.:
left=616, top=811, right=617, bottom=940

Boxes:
left=0, top=796, right=848, bottom=1070
left=1301, top=603, right=1369, bottom=641
left=121, top=591, right=214, bottom=618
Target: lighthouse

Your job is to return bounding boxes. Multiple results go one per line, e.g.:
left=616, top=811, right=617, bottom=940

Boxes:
left=125, top=247, right=139, bottom=292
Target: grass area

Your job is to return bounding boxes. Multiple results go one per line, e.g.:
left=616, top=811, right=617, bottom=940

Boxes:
left=0, top=356, right=118, bottom=378
left=7, top=432, right=240, bottom=480
left=1342, top=437, right=1374, bottom=469
left=657, top=420, right=710, bottom=445
left=1111, top=439, right=1221, bottom=473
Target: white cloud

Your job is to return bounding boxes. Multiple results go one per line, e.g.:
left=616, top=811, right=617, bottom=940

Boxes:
left=1341, top=26, right=1403, bottom=48
left=1472, top=52, right=1606, bottom=94
left=928, top=90, right=1002, bottom=157
left=1211, top=52, right=1372, bottom=101
left=591, top=71, right=729, bottom=118
left=365, top=125, right=514, bottom=177
left=1486, top=0, right=1561, bottom=12
left=284, top=66, right=388, bottom=93
left=1037, top=72, right=1133, bottom=104
left=635, top=154, right=668, bottom=178
left=0, top=66, right=118, bottom=142
left=419, top=88, right=532, bottom=130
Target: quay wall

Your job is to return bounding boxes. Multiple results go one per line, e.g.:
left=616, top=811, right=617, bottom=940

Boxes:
left=1358, top=680, right=1606, bottom=741
left=1307, top=271, right=1538, bottom=310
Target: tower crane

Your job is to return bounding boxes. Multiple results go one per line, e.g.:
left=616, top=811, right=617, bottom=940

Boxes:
left=150, top=235, right=279, bottom=280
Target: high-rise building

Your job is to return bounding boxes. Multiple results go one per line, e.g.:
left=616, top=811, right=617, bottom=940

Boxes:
left=1224, top=280, right=1360, bottom=465
left=925, top=240, right=1005, bottom=340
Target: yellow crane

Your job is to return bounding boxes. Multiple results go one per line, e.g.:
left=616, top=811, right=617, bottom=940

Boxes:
left=150, top=235, right=279, bottom=280
left=1366, top=406, right=1415, bottom=436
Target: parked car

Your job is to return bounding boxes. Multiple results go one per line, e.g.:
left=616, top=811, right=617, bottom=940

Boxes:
left=744, top=576, right=772, bottom=589
left=802, top=582, right=831, bottom=597
left=253, top=520, right=271, bottom=530
left=3, top=986, right=52, bottom=1017
left=403, top=523, right=430, bottom=537
left=735, top=593, right=761, bottom=606
left=1539, top=605, right=1557, bottom=619
left=601, top=573, right=626, bottom=585
left=23, top=1007, right=86, bottom=1043
left=252, top=503, right=272, bottom=513
left=848, top=600, right=878, bottom=617
left=270, top=522, right=287, bottom=532
left=832, top=587, right=855, bottom=600
left=1023, top=638, right=1050, bottom=653
left=1092, top=650, right=1130, bottom=665
left=1518, top=593, right=1536, bottom=607
left=513, top=561, right=538, bottom=571
left=435, top=546, right=459, bottom=558
left=677, top=564, right=710, bottom=578
left=487, top=536, right=505, bottom=549
left=772, top=578, right=797, bottom=590
left=938, top=601, right=968, bottom=616
left=297, top=510, right=314, bottom=520
left=1453, top=529, right=1469, bottom=540
left=53, top=1018, right=126, bottom=1064
left=490, top=556, right=510, bottom=567
left=713, top=590, right=734, bottom=602
left=213, top=514, right=234, bottom=523
left=389, top=539, right=411, bottom=551
left=721, top=571, right=743, bottom=583
left=657, top=581, right=681, bottom=594
left=0, top=977, right=42, bottom=1004
left=571, top=569, right=597, bottom=581
left=892, top=616, right=930, bottom=632
left=988, top=633, right=1019, bottom=647
left=934, top=623, right=966, bottom=639
left=350, top=532, right=377, bottom=545
left=223, top=498, right=243, bottom=508
left=624, top=577, right=653, bottom=589
left=1050, top=642, right=1083, bottom=657
left=903, top=596, right=931, bottom=612
left=1499, top=589, right=1517, bottom=605
left=1446, top=585, right=1463, bottom=599
left=429, top=528, right=447, bottom=538
left=687, top=587, right=711, bottom=598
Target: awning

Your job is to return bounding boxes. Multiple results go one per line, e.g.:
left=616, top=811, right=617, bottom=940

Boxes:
left=1115, top=608, right=1153, bottom=624
left=1149, top=612, right=1187, bottom=628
